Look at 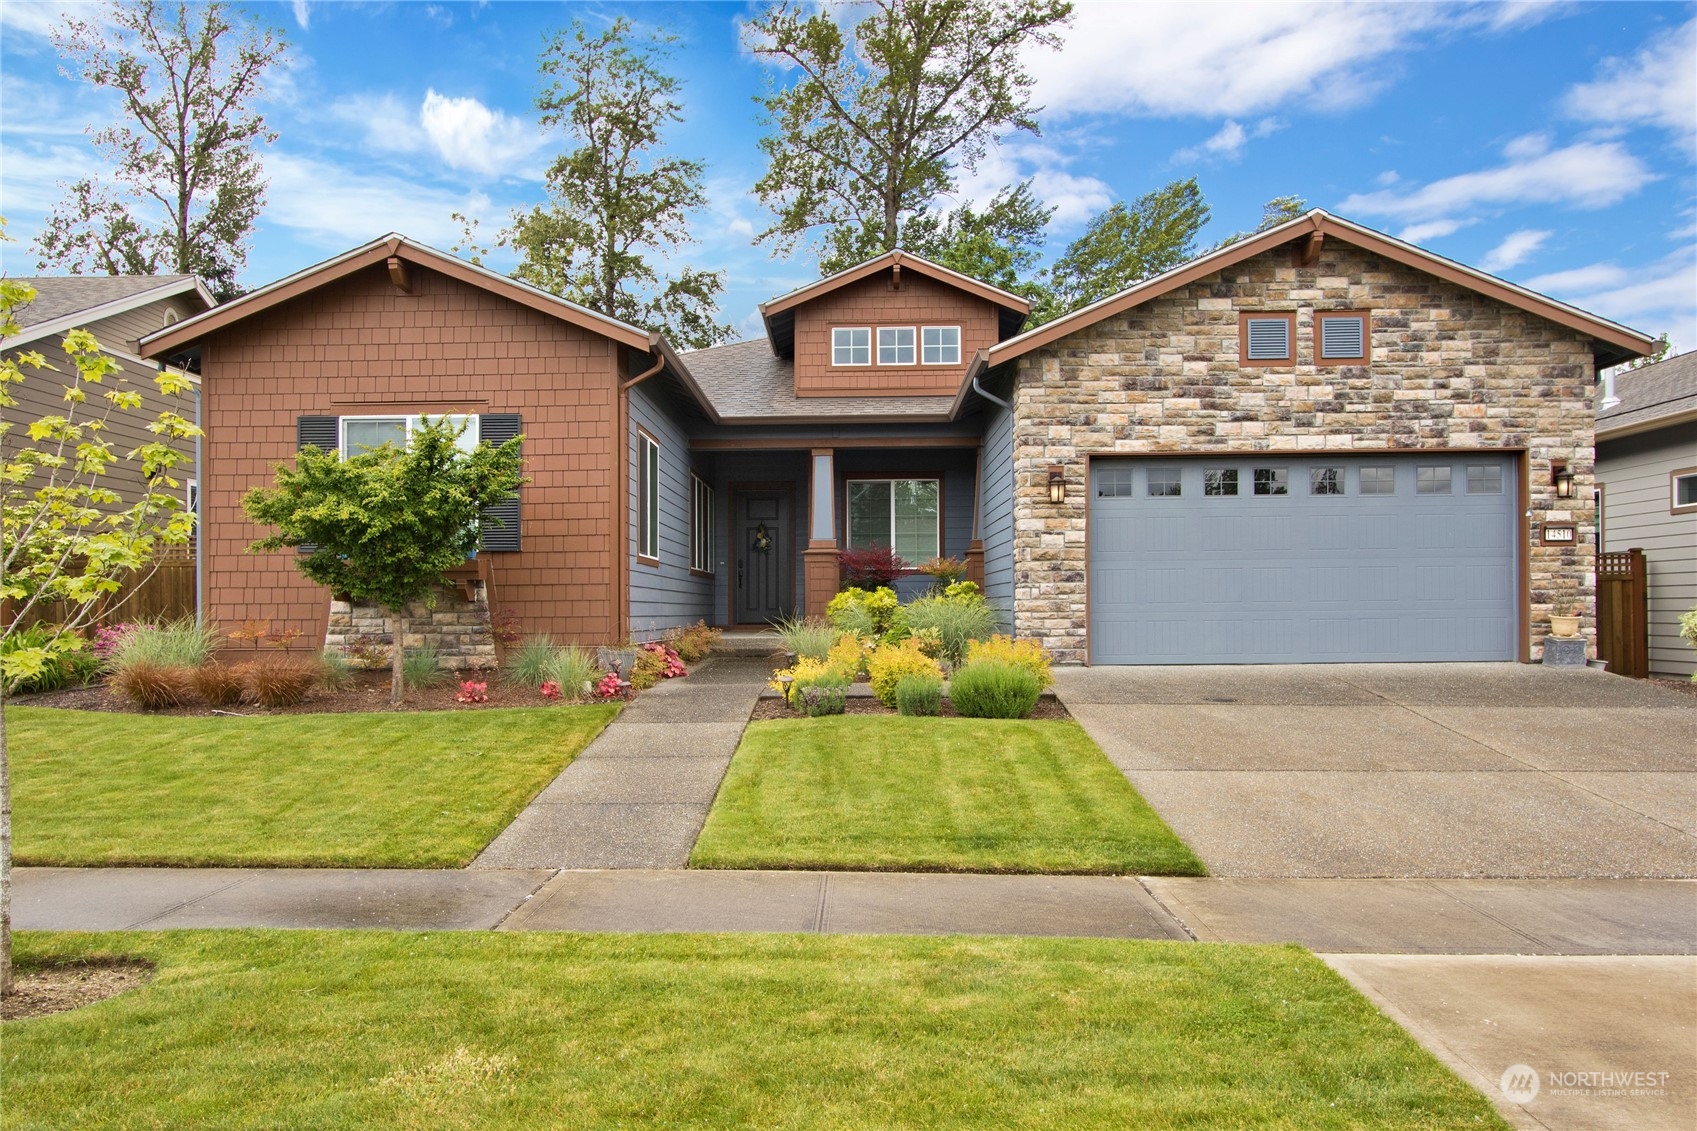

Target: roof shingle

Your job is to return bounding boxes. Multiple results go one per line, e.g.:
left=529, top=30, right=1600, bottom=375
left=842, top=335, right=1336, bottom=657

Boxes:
left=1597, top=351, right=1697, bottom=435
left=10, top=275, right=198, bottom=330
left=681, top=338, right=957, bottom=421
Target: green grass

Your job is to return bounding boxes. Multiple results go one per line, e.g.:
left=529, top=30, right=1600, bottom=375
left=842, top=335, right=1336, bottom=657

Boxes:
left=3, top=930, right=1508, bottom=1130
left=7, top=705, right=617, bottom=867
left=691, top=717, right=1206, bottom=875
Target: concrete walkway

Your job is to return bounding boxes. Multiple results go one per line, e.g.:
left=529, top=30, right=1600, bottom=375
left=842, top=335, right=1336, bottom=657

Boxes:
left=471, top=657, right=770, bottom=869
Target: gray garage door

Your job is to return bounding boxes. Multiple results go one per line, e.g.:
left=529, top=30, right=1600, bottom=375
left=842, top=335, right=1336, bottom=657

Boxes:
left=1088, top=454, right=1519, bottom=664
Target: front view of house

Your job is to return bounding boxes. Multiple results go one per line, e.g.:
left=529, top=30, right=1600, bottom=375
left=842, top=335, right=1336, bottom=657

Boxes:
left=139, top=211, right=1654, bottom=666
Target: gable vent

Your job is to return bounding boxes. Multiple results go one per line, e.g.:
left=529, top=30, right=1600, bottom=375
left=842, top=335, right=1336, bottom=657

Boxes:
left=1321, top=315, right=1365, bottom=359
left=1245, top=317, right=1291, bottom=360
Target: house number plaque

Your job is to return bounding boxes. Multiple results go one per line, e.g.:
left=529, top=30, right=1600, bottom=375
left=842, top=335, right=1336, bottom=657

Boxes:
left=1541, top=523, right=1576, bottom=545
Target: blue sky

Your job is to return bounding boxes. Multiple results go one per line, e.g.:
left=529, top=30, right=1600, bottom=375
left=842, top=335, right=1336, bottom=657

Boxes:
left=3, top=1, right=1693, bottom=350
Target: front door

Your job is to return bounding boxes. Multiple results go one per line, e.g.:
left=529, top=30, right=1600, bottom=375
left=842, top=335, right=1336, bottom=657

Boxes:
left=735, top=489, right=792, bottom=624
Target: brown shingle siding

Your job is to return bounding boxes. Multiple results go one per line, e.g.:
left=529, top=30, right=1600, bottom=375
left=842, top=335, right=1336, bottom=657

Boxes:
left=793, top=271, right=997, bottom=397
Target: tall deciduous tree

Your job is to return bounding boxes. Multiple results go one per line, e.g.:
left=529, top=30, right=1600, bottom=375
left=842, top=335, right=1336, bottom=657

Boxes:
left=242, top=420, right=526, bottom=707
left=503, top=19, right=731, bottom=350
left=34, top=0, right=288, bottom=301
left=1209, top=194, right=1310, bottom=251
left=0, top=259, right=200, bottom=995
left=1040, top=178, right=1212, bottom=319
left=746, top=0, right=1072, bottom=273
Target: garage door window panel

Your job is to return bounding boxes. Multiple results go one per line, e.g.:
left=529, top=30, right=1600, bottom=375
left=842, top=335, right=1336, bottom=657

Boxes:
left=1360, top=466, right=1395, bottom=495
left=1310, top=467, right=1344, bottom=496
left=1147, top=468, right=1182, bottom=497
left=1417, top=466, right=1453, bottom=495
left=847, top=478, right=939, bottom=561
left=1205, top=469, right=1238, bottom=497
left=1466, top=465, right=1503, bottom=494
left=1253, top=468, right=1288, bottom=496
left=1097, top=466, right=1133, bottom=498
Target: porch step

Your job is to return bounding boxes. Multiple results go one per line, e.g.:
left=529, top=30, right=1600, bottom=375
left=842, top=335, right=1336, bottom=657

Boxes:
left=714, top=630, right=787, bottom=657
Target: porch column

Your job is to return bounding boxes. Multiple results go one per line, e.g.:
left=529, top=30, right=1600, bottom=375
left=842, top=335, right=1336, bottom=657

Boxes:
left=803, top=447, right=839, bottom=618
left=965, top=443, right=986, bottom=588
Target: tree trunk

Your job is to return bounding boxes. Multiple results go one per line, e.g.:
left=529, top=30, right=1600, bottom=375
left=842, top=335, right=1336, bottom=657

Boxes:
left=1, top=682, right=13, bottom=996
left=389, top=610, right=405, bottom=707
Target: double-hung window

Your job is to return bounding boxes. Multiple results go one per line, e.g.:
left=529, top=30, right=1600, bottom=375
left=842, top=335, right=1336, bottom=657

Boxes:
left=637, top=430, right=660, bottom=563
left=690, top=474, right=714, bottom=574
left=846, top=478, right=939, bottom=562
left=877, top=326, right=916, bottom=365
left=832, top=327, right=871, bottom=366
left=922, top=326, right=961, bottom=365
left=340, top=414, right=479, bottom=456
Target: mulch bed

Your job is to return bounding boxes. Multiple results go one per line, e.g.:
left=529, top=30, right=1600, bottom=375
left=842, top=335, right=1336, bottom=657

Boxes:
left=1648, top=676, right=1697, bottom=699
left=12, top=668, right=592, bottom=716
left=2, top=959, right=154, bottom=1021
left=750, top=694, right=1070, bottom=722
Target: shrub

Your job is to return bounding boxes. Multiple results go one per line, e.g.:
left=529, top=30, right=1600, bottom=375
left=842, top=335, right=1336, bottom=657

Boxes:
left=948, top=660, right=1042, bottom=719
left=894, top=673, right=942, bottom=717
left=346, top=634, right=391, bottom=670
left=964, top=635, right=1054, bottom=690
left=247, top=659, right=318, bottom=708
left=193, top=662, right=247, bottom=707
left=106, top=617, right=219, bottom=673
left=487, top=606, right=525, bottom=647
left=456, top=679, right=490, bottom=704
left=316, top=648, right=352, bottom=691
left=542, top=646, right=601, bottom=702
left=798, top=682, right=848, bottom=717
left=629, top=646, right=667, bottom=691
left=838, top=545, right=906, bottom=590
left=111, top=661, right=196, bottom=710
left=594, top=670, right=625, bottom=700
left=915, top=556, right=968, bottom=586
left=826, top=633, right=869, bottom=678
left=540, top=680, right=563, bottom=701
left=0, top=625, right=84, bottom=693
left=402, top=646, right=450, bottom=689
left=668, top=620, right=721, bottom=664
left=900, top=595, right=998, bottom=666
left=826, top=587, right=900, bottom=637
left=866, top=639, right=943, bottom=708
left=91, top=623, right=138, bottom=662
left=775, top=615, right=836, bottom=661
left=503, top=636, right=559, bottom=689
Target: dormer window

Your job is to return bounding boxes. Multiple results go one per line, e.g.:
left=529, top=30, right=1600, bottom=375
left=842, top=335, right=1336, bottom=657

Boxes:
left=922, top=326, right=961, bottom=365
left=832, top=327, right=871, bottom=366
left=877, top=326, right=916, bottom=365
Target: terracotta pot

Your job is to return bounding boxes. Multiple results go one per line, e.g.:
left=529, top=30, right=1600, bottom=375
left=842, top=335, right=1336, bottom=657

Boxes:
left=1549, top=615, right=1581, bottom=639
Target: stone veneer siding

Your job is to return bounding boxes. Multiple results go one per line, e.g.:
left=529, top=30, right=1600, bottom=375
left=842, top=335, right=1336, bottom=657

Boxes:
left=324, top=584, right=496, bottom=672
left=1008, top=239, right=1598, bottom=664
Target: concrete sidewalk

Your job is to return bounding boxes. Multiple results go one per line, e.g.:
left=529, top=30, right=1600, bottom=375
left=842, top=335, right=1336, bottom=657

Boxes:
left=470, top=656, right=770, bottom=869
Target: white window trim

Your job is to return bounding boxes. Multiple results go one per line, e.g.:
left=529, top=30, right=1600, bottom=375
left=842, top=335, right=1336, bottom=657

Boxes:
left=690, top=473, right=714, bottom=575
left=637, top=430, right=660, bottom=563
left=1672, top=468, right=1697, bottom=515
left=845, top=477, right=941, bottom=560
left=920, top=325, right=962, bottom=366
left=877, top=326, right=918, bottom=367
left=832, top=326, right=872, bottom=367
left=338, top=414, right=478, bottom=457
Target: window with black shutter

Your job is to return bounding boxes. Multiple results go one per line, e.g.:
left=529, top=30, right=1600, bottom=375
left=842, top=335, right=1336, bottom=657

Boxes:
left=295, top=416, right=339, bottom=553
left=477, top=413, right=523, bottom=551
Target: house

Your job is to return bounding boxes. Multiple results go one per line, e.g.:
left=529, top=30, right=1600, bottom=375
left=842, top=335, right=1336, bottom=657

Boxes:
left=4, top=274, right=213, bottom=519
left=137, top=212, right=1655, bottom=667
left=1595, top=352, right=1697, bottom=678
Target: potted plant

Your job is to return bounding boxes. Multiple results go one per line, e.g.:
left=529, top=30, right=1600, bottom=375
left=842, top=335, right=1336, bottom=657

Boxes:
left=1550, top=604, right=1582, bottom=639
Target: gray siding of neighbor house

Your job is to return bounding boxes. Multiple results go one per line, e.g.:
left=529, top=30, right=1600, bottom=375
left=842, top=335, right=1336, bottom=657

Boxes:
left=978, top=398, right=1017, bottom=631
left=89, top=298, right=198, bottom=353
left=1598, top=428, right=1697, bottom=677
left=628, top=381, right=713, bottom=640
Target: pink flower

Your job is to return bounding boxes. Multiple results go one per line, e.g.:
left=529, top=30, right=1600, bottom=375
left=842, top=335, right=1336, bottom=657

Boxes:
left=540, top=680, right=563, bottom=701
left=456, top=680, right=489, bottom=704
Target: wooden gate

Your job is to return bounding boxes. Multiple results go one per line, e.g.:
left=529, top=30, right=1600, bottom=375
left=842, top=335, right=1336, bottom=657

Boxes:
left=1597, top=548, right=1648, bottom=679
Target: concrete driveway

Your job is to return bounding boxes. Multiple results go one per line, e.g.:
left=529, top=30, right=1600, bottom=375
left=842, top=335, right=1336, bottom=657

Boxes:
left=1055, top=664, right=1697, bottom=877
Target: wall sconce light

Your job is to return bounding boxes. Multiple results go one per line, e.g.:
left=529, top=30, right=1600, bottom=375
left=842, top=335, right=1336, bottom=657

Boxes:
left=1047, top=465, right=1066, bottom=505
left=1552, top=462, right=1574, bottom=500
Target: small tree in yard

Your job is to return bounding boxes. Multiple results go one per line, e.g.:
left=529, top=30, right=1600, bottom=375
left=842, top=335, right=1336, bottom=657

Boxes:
left=242, top=419, right=525, bottom=707
left=0, top=267, right=199, bottom=996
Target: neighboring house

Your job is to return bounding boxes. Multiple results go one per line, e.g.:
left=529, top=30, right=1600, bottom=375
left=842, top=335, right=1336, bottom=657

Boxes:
left=3, top=274, right=213, bottom=521
left=1595, top=352, right=1697, bottom=678
left=139, top=212, right=1653, bottom=667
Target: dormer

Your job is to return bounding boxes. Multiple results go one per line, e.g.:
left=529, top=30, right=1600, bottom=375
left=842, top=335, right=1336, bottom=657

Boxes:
left=759, top=251, right=1030, bottom=398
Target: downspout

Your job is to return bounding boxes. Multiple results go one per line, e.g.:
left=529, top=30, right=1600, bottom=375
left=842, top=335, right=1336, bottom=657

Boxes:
left=193, top=376, right=202, bottom=627
left=968, top=352, right=1012, bottom=412
left=615, top=338, right=667, bottom=643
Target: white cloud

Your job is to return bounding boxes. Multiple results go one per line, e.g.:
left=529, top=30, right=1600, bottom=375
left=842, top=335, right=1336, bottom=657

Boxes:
left=1562, top=18, right=1696, bottom=150
left=290, top=2, right=311, bottom=31
left=262, top=151, right=497, bottom=248
left=1397, top=219, right=1471, bottom=243
left=1172, top=118, right=1283, bottom=165
left=1479, top=228, right=1552, bottom=273
left=1374, top=170, right=1401, bottom=187
left=0, top=2, right=85, bottom=40
left=1531, top=248, right=1697, bottom=352
left=418, top=89, right=544, bottom=177
left=328, top=93, right=429, bottom=157
left=950, top=139, right=1112, bottom=229
left=1338, top=136, right=1654, bottom=221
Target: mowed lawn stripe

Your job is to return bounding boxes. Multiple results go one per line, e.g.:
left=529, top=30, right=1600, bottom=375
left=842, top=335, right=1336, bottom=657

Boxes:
left=692, top=717, right=1205, bottom=875
left=4, top=930, right=1508, bottom=1130
left=7, top=705, right=617, bottom=868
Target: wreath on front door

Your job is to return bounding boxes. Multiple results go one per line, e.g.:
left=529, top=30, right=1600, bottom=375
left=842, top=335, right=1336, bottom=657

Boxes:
left=752, top=522, right=772, bottom=554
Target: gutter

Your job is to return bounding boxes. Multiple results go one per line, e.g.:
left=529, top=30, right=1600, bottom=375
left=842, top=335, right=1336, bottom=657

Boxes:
left=1596, top=404, right=1697, bottom=443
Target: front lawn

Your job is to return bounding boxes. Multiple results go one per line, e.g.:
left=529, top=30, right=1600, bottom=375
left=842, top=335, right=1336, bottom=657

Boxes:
left=4, top=930, right=1507, bottom=1130
left=7, top=705, right=616, bottom=867
left=691, top=717, right=1205, bottom=875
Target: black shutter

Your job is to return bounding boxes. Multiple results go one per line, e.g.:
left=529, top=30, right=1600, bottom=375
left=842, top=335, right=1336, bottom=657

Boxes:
left=296, top=416, right=338, bottom=554
left=478, top=413, right=522, bottom=552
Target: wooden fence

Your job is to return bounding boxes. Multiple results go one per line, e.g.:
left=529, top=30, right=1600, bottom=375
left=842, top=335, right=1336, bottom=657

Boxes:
left=1597, top=548, right=1648, bottom=679
left=3, top=551, right=196, bottom=630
